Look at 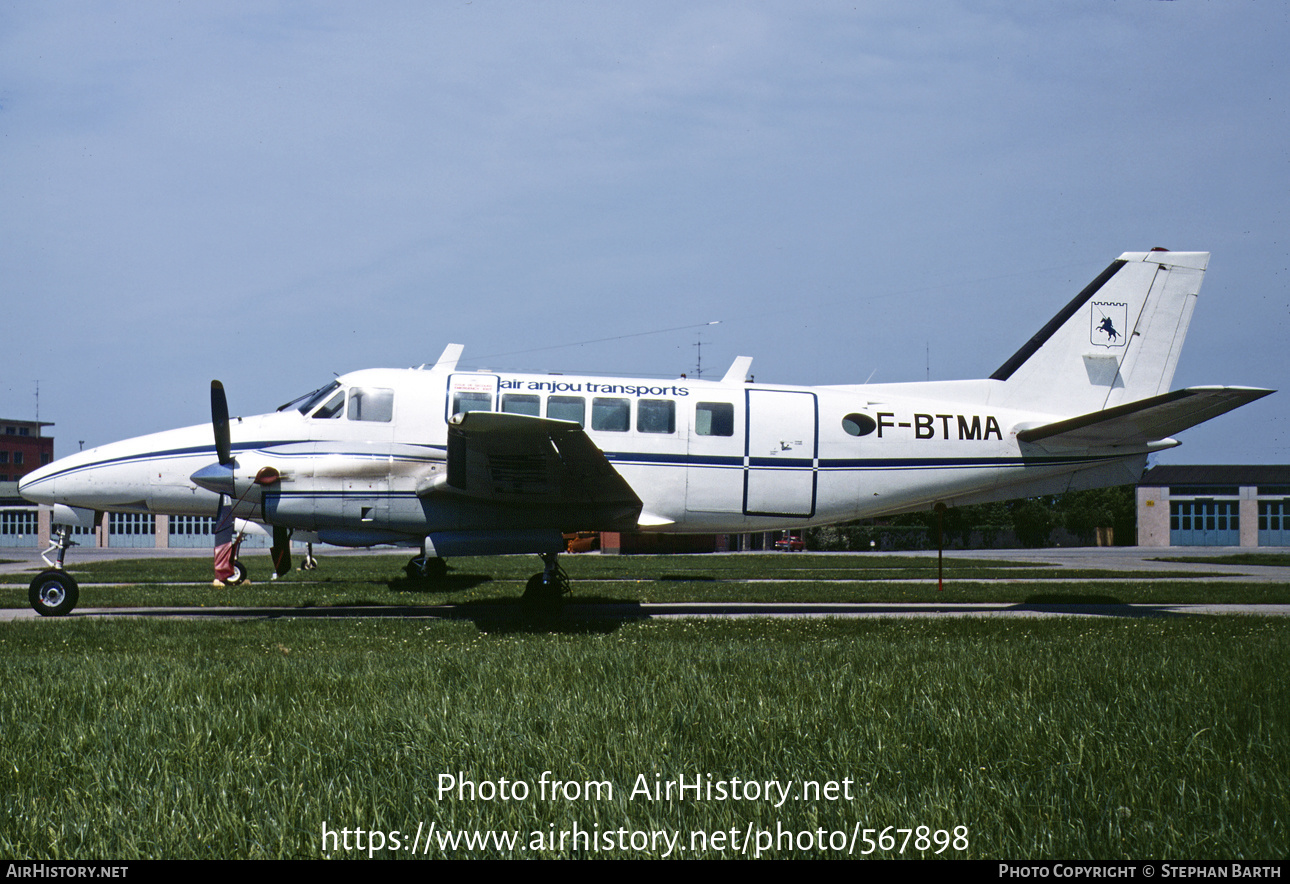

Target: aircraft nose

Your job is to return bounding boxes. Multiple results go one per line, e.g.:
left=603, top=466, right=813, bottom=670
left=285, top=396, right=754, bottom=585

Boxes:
left=17, top=460, right=61, bottom=504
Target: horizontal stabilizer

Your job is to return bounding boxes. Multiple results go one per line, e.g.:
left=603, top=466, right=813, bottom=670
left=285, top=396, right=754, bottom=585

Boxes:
left=1016, top=387, right=1273, bottom=449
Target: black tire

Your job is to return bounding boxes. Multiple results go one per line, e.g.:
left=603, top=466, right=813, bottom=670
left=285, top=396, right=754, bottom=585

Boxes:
left=29, top=570, right=79, bottom=617
left=231, top=560, right=248, bottom=585
left=406, top=556, right=426, bottom=579
left=523, top=572, right=568, bottom=604
left=406, top=556, right=448, bottom=581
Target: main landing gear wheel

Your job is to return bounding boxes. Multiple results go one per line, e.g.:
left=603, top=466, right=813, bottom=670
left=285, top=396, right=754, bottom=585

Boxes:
left=406, top=555, right=448, bottom=581
left=230, top=559, right=249, bottom=585
left=523, top=572, right=570, bottom=603
left=523, top=552, right=570, bottom=604
left=29, top=570, right=79, bottom=617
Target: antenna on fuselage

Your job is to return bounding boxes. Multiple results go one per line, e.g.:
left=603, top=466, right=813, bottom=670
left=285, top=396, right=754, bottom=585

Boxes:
left=426, top=343, right=464, bottom=373
left=721, top=356, right=753, bottom=384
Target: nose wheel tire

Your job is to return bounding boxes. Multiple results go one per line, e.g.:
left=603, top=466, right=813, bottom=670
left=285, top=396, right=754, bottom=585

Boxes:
left=29, top=570, right=80, bottom=617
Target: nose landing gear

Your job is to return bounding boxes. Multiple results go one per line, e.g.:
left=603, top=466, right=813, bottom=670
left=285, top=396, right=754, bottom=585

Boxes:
left=30, top=525, right=80, bottom=616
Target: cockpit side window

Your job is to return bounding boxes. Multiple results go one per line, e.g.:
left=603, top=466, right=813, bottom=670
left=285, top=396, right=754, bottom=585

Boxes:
left=348, top=387, right=394, bottom=422
left=312, top=389, right=346, bottom=419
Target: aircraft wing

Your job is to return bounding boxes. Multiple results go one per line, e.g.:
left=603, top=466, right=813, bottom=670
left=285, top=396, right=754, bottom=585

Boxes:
left=424, top=411, right=644, bottom=530
left=1016, top=386, right=1274, bottom=450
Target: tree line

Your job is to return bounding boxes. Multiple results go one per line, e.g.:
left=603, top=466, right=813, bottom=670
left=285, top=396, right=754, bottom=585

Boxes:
left=804, top=486, right=1137, bottom=550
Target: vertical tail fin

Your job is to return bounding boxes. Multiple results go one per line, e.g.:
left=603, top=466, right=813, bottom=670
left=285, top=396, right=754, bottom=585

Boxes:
left=991, top=250, right=1207, bottom=414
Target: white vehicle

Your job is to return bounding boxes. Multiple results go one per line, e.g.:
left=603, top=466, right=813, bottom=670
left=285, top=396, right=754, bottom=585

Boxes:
left=20, top=250, right=1271, bottom=614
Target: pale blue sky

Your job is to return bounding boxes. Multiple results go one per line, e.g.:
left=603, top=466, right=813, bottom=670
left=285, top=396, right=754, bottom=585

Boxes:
left=2, top=2, right=1286, bottom=463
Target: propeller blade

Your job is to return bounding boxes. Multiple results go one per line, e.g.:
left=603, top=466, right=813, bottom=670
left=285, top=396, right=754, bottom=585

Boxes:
left=211, top=380, right=232, bottom=466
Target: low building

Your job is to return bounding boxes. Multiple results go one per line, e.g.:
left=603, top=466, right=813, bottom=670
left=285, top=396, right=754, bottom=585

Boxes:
left=1137, top=465, right=1290, bottom=548
left=0, top=419, right=55, bottom=549
left=0, top=418, right=54, bottom=483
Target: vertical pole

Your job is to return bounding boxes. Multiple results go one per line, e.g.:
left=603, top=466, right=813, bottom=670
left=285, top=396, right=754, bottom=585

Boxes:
left=935, top=502, right=946, bottom=592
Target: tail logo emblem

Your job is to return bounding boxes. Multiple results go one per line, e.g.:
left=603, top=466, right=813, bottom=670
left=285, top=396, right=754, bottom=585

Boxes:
left=1091, top=301, right=1127, bottom=348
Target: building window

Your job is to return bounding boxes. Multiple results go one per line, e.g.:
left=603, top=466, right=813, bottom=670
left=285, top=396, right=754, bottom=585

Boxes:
left=1, top=511, right=38, bottom=535
left=1258, top=500, right=1290, bottom=546
left=1170, top=499, right=1240, bottom=544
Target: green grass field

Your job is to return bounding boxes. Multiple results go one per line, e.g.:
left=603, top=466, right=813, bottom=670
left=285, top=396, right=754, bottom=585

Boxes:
left=3, top=552, right=1288, bottom=607
left=1, top=555, right=1288, bottom=859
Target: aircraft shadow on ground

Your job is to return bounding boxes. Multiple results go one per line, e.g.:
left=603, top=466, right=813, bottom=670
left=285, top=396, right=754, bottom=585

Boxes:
left=383, top=573, right=496, bottom=594
left=1022, top=593, right=1123, bottom=606
left=1015, top=594, right=1189, bottom=618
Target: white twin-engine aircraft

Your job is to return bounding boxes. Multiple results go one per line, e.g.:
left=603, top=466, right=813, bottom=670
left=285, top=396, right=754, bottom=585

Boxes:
left=19, top=250, right=1272, bottom=615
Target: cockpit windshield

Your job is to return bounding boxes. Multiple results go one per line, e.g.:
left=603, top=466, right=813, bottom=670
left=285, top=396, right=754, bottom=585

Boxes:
left=278, top=381, right=341, bottom=415
left=275, top=380, right=394, bottom=422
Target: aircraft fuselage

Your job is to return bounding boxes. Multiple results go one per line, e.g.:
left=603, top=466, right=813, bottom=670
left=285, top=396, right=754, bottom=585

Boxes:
left=19, top=365, right=1149, bottom=545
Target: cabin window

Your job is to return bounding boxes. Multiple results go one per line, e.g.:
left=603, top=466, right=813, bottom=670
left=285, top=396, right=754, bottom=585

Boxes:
left=347, top=387, right=394, bottom=422
left=312, top=389, right=347, bottom=419
left=637, top=399, right=675, bottom=434
left=695, top=402, right=734, bottom=437
left=592, top=398, right=630, bottom=432
left=547, top=396, right=585, bottom=426
left=501, top=394, right=541, bottom=416
left=452, top=391, right=493, bottom=416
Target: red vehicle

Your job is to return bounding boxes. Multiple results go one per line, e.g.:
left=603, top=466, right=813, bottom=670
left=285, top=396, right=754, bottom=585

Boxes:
left=774, top=534, right=805, bottom=551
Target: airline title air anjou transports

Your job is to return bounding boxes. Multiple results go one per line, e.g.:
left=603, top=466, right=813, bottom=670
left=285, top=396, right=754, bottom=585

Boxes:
left=19, top=250, right=1273, bottom=614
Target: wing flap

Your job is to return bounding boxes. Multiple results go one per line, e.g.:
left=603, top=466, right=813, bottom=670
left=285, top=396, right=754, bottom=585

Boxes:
left=430, top=411, right=643, bottom=530
left=1016, top=386, right=1273, bottom=449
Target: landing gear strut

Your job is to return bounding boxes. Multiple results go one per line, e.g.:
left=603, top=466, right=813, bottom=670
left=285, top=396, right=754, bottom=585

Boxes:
left=300, top=542, right=318, bottom=571
left=40, top=524, right=77, bottom=570
left=31, top=525, right=80, bottom=616
left=523, top=552, right=570, bottom=603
